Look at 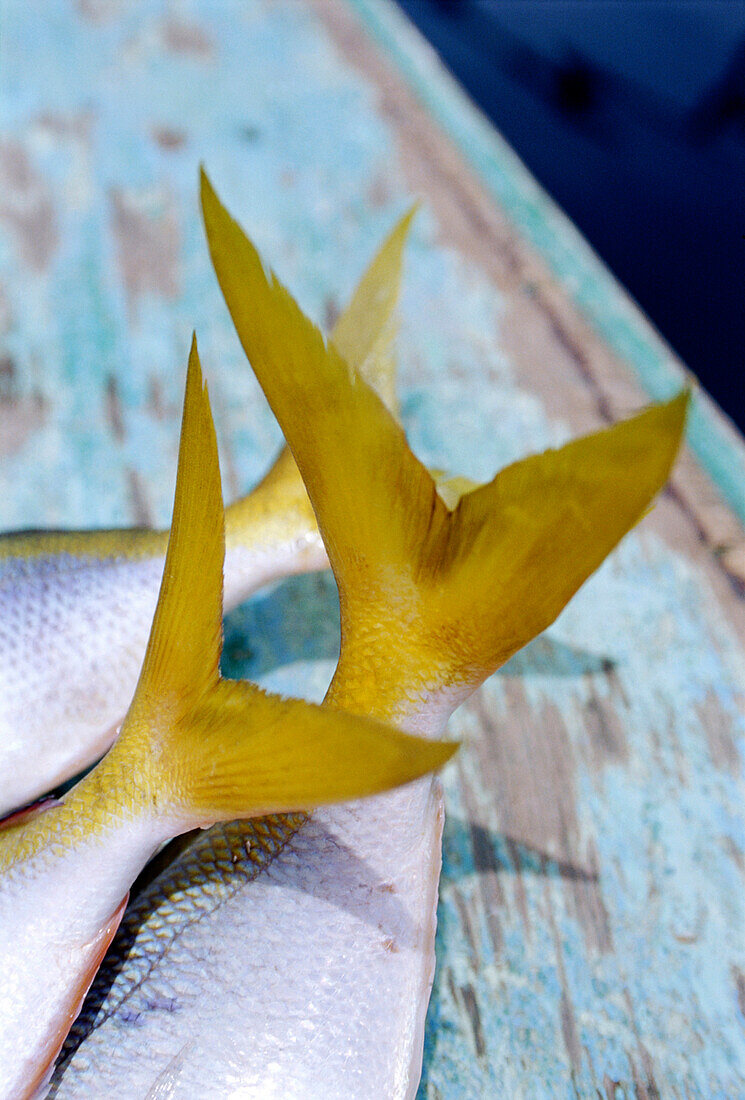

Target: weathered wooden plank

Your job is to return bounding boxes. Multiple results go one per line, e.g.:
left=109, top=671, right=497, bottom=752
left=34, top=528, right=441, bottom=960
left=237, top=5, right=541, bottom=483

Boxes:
left=348, top=0, right=745, bottom=537
left=0, top=1, right=743, bottom=1096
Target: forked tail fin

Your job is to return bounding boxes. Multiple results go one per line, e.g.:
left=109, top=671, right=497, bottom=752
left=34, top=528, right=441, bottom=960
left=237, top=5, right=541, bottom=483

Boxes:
left=222, top=204, right=414, bottom=565
left=329, top=204, right=415, bottom=417
left=114, top=337, right=456, bottom=827
left=201, top=170, right=688, bottom=714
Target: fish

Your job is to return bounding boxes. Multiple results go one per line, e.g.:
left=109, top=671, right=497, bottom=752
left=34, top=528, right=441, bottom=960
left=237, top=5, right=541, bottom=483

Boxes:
left=46, top=174, right=688, bottom=1099
left=0, top=207, right=413, bottom=818
left=0, top=339, right=456, bottom=1100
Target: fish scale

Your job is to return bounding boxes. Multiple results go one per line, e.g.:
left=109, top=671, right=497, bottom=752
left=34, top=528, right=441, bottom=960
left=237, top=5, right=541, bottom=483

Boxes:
left=48, top=779, right=445, bottom=1100
left=58, top=812, right=307, bottom=1060
left=53, top=814, right=305, bottom=1069
left=0, top=551, right=165, bottom=813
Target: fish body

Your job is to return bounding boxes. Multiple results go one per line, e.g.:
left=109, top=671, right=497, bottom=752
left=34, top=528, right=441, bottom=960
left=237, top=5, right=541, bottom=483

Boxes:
left=48, top=179, right=687, bottom=1098
left=0, top=207, right=412, bottom=817
left=0, top=473, right=323, bottom=816
left=0, top=342, right=455, bottom=1100
left=51, top=781, right=446, bottom=1099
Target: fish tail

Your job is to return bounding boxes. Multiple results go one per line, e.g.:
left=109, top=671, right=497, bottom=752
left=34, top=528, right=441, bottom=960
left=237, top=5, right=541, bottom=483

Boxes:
left=328, top=201, right=416, bottom=418
left=222, top=203, right=414, bottom=564
left=201, top=169, right=688, bottom=707
left=115, top=337, right=455, bottom=829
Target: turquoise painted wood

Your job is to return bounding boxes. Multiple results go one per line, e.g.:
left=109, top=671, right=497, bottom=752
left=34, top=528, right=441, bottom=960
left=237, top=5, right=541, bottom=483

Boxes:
left=0, top=2, right=743, bottom=1096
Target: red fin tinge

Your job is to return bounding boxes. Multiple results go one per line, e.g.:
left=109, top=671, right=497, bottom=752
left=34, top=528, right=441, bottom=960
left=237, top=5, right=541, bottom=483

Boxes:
left=22, top=894, right=128, bottom=1100
left=0, top=797, right=62, bottom=833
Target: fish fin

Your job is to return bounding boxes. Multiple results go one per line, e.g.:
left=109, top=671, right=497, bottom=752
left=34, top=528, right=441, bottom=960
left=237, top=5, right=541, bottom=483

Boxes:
left=433, top=393, right=689, bottom=674
left=22, top=894, right=128, bottom=1100
left=127, top=335, right=224, bottom=728
left=173, top=679, right=456, bottom=820
left=201, top=170, right=440, bottom=613
left=223, top=206, right=412, bottom=553
left=201, top=171, right=688, bottom=694
left=330, top=205, right=416, bottom=416
left=116, top=336, right=455, bottom=825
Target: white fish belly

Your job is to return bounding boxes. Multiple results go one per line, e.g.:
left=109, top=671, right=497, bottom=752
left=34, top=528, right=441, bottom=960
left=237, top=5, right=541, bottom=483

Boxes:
left=0, top=554, right=164, bottom=814
left=0, top=819, right=162, bottom=1099
left=49, top=779, right=444, bottom=1099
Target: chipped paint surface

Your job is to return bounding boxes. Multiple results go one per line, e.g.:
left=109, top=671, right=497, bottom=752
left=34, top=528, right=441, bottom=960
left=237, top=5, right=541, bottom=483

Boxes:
left=0, top=1, right=743, bottom=1096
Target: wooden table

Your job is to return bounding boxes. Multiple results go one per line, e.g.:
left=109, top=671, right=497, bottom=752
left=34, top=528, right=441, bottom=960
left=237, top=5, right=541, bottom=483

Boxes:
left=1, top=2, right=743, bottom=1095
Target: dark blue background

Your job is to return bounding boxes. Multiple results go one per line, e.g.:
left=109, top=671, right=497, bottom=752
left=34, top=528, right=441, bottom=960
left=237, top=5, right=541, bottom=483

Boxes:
left=398, top=0, right=745, bottom=430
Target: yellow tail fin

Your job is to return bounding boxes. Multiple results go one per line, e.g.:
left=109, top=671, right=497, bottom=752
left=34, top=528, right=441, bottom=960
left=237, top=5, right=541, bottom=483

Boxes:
left=201, top=170, right=688, bottom=703
left=329, top=204, right=415, bottom=417
left=117, top=337, right=456, bottom=825
left=223, top=204, right=414, bottom=556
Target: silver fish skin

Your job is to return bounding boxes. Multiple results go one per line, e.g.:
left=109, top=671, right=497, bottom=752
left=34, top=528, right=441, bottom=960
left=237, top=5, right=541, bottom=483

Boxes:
left=0, top=523, right=325, bottom=817
left=48, top=690, right=460, bottom=1100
